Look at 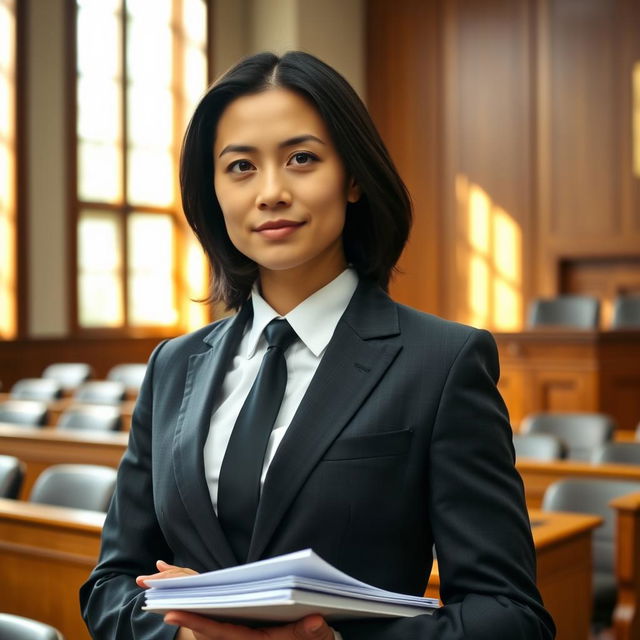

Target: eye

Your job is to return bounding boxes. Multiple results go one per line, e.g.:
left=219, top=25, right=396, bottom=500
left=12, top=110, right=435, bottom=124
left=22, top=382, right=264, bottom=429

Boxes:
left=228, top=159, right=255, bottom=174
left=288, top=152, right=318, bottom=167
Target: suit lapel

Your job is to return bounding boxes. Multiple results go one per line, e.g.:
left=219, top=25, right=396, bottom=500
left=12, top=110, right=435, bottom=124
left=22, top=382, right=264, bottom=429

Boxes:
left=172, top=303, right=251, bottom=568
left=248, top=281, right=402, bottom=561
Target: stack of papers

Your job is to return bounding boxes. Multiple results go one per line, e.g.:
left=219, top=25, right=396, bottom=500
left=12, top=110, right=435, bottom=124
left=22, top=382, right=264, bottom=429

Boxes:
left=144, top=548, right=439, bottom=623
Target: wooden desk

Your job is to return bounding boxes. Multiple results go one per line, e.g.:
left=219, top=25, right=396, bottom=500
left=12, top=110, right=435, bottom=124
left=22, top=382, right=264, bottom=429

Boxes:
left=517, top=458, right=640, bottom=509
left=0, top=498, right=104, bottom=640
left=425, top=510, right=602, bottom=640
left=0, top=423, right=128, bottom=498
left=494, top=329, right=640, bottom=431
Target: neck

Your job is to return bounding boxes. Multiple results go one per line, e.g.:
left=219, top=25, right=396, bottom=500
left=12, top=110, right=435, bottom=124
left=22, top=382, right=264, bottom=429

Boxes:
left=258, top=263, right=347, bottom=315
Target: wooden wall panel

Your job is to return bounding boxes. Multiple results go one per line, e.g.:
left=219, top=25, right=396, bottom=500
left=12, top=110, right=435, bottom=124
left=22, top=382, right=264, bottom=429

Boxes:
left=367, top=0, right=443, bottom=315
left=536, top=0, right=640, bottom=295
left=0, top=336, right=171, bottom=389
left=443, top=0, right=534, bottom=329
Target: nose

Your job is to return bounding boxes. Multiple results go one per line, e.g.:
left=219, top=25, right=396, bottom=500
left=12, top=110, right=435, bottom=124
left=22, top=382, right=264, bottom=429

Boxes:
left=255, top=169, right=291, bottom=210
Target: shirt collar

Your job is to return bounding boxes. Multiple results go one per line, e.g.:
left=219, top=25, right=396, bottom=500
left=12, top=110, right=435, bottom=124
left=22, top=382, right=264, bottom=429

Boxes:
left=246, top=268, right=359, bottom=358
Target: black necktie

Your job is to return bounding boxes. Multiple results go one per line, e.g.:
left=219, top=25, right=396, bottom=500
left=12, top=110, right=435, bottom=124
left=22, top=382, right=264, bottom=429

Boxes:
left=217, top=318, right=297, bottom=562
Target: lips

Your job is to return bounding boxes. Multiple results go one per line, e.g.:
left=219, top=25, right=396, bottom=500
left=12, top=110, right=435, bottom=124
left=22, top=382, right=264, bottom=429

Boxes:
left=254, top=219, right=305, bottom=239
left=255, top=219, right=304, bottom=231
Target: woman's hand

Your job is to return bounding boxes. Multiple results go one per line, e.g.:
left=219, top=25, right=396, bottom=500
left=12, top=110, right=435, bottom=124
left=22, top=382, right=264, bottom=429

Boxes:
left=164, top=611, right=335, bottom=640
left=136, top=560, right=199, bottom=588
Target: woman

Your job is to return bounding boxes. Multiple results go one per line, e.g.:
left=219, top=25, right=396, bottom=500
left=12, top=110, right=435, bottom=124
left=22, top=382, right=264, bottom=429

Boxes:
left=81, top=51, right=555, bottom=640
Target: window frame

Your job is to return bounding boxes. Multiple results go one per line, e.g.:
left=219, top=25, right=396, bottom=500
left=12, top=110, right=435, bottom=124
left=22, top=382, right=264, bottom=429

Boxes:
left=67, top=0, right=213, bottom=338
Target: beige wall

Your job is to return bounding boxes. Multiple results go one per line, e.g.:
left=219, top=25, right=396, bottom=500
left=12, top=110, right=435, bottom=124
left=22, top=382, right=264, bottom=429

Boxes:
left=26, top=0, right=69, bottom=337
left=212, top=0, right=365, bottom=97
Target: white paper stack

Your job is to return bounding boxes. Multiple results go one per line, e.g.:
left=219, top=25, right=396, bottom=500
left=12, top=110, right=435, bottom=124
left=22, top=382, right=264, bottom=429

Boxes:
left=143, top=548, right=439, bottom=623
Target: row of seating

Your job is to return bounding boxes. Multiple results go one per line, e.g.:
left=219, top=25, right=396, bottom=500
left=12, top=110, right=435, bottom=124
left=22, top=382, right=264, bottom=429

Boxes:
left=527, top=294, right=640, bottom=329
left=0, top=613, right=64, bottom=640
left=0, top=362, right=146, bottom=399
left=514, top=411, right=640, bottom=461
left=0, top=400, right=124, bottom=430
left=0, top=455, right=116, bottom=512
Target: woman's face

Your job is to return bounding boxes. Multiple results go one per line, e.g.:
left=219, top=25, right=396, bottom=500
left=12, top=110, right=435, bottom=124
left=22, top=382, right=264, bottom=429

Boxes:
left=213, top=88, right=359, bottom=283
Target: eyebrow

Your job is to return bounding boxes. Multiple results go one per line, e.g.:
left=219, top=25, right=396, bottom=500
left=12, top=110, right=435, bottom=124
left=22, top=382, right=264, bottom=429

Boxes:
left=217, top=134, right=325, bottom=158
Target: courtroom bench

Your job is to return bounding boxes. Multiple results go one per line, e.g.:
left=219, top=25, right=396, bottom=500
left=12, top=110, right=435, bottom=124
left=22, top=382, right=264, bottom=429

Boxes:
left=0, top=423, right=128, bottom=498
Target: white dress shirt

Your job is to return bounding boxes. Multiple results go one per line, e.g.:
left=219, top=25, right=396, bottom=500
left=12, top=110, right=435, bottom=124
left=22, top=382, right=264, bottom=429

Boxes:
left=204, top=267, right=358, bottom=511
left=203, top=268, right=357, bottom=640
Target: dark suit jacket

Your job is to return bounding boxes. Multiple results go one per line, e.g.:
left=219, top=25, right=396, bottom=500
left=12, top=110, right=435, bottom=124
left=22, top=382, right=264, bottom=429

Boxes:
left=80, top=279, right=555, bottom=639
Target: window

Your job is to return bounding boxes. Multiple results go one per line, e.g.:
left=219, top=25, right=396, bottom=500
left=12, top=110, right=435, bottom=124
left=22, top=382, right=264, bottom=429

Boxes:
left=75, top=0, right=209, bottom=332
left=0, top=0, right=16, bottom=339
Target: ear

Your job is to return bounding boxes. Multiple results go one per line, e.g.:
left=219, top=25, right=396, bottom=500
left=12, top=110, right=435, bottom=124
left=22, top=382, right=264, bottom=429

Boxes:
left=347, top=177, right=361, bottom=203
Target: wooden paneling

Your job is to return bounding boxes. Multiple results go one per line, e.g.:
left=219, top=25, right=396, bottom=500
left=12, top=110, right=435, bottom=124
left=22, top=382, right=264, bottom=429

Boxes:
left=366, top=0, right=443, bottom=315
left=495, top=329, right=640, bottom=430
left=0, top=498, right=104, bottom=640
left=0, top=336, right=168, bottom=390
left=367, top=0, right=640, bottom=328
left=536, top=0, right=640, bottom=295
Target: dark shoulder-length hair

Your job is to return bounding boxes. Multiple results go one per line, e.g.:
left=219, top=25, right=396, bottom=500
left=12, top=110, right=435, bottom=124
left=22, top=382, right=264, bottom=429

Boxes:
left=180, top=50, right=412, bottom=310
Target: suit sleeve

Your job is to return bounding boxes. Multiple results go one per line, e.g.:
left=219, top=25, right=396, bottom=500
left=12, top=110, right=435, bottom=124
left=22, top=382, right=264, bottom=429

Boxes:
left=80, top=340, right=179, bottom=640
left=337, top=329, right=556, bottom=640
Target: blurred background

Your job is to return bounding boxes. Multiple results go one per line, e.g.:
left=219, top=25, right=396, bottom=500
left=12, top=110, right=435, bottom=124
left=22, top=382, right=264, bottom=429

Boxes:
left=1, top=0, right=639, bottom=369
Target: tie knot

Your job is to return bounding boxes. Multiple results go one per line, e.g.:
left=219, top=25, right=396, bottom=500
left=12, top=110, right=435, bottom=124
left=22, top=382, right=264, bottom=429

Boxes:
left=263, top=319, right=297, bottom=351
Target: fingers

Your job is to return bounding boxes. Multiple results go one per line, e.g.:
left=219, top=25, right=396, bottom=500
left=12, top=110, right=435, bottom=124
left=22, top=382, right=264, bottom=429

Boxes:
left=164, top=612, right=263, bottom=639
left=291, top=616, right=334, bottom=640
left=135, top=561, right=198, bottom=588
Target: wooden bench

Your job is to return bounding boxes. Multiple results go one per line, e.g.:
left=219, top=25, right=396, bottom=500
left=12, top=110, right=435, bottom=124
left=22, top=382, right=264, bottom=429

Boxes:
left=0, top=423, right=128, bottom=498
left=0, top=497, right=104, bottom=640
left=517, top=458, right=640, bottom=509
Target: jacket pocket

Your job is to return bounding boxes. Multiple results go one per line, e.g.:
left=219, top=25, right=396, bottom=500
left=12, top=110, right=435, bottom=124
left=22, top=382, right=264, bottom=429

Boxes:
left=323, top=428, right=413, bottom=461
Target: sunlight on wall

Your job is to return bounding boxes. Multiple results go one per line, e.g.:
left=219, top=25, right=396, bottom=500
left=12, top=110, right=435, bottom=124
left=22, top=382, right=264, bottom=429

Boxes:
left=0, top=0, right=16, bottom=339
left=456, top=175, right=523, bottom=330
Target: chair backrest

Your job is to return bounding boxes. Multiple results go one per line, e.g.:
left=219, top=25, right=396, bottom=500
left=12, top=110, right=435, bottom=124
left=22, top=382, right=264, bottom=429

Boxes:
left=527, top=295, right=600, bottom=329
left=73, top=381, right=126, bottom=405
left=0, top=613, right=64, bottom=640
left=42, top=362, right=93, bottom=391
left=0, top=400, right=48, bottom=426
left=592, top=442, right=640, bottom=465
left=0, top=454, right=25, bottom=498
left=512, top=433, right=568, bottom=461
left=106, top=363, right=147, bottom=391
left=542, top=478, right=640, bottom=574
left=57, top=404, right=122, bottom=432
left=611, top=295, right=640, bottom=329
left=29, top=464, right=117, bottom=512
left=520, top=412, right=615, bottom=461
left=10, top=378, right=63, bottom=402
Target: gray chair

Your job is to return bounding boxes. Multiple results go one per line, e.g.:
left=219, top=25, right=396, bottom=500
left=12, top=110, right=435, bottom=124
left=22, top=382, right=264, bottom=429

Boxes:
left=512, top=433, right=568, bottom=461
left=107, top=363, right=146, bottom=392
left=10, top=378, right=63, bottom=402
left=29, top=464, right=117, bottom=512
left=57, top=404, right=122, bottom=432
left=42, top=362, right=93, bottom=391
left=520, top=412, right=615, bottom=461
left=0, top=400, right=48, bottom=426
left=592, top=442, right=640, bottom=465
left=0, top=613, right=64, bottom=640
left=73, top=381, right=126, bottom=405
left=542, top=478, right=640, bottom=629
left=0, top=455, right=25, bottom=498
left=611, top=295, right=640, bottom=329
left=527, top=295, right=600, bottom=329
